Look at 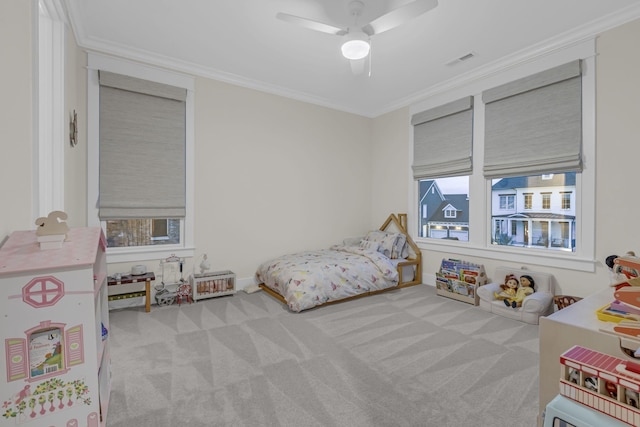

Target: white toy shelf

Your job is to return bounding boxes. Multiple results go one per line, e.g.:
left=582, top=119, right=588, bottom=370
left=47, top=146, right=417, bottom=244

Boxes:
left=190, top=270, right=235, bottom=302
left=0, top=227, right=110, bottom=426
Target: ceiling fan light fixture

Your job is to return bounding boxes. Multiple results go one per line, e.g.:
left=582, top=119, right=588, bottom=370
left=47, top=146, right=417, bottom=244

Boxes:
left=341, top=31, right=370, bottom=60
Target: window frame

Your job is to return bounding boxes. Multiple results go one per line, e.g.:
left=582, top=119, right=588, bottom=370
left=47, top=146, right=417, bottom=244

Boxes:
left=524, top=193, right=533, bottom=210
left=561, top=192, right=572, bottom=210
left=408, top=41, right=596, bottom=272
left=499, top=194, right=515, bottom=210
left=444, top=205, right=458, bottom=219
left=86, top=53, right=195, bottom=263
left=35, top=0, right=66, bottom=218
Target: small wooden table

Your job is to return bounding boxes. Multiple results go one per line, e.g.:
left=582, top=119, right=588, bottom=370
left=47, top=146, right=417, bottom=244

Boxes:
left=107, top=272, right=155, bottom=312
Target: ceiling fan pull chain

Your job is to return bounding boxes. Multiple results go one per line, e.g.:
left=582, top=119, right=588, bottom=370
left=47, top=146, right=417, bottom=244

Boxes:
left=368, top=39, right=373, bottom=77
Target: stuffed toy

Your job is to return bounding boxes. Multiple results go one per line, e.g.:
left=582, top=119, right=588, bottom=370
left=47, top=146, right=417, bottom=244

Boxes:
left=606, top=252, right=638, bottom=290
left=494, top=274, right=519, bottom=300
left=503, top=274, right=536, bottom=309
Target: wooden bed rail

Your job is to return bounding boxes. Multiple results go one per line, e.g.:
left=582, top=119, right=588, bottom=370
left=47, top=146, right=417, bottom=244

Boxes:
left=257, top=213, right=423, bottom=311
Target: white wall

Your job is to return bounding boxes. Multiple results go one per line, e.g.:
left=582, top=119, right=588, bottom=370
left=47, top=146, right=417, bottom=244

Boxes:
left=595, top=19, right=640, bottom=290
left=191, top=78, right=372, bottom=279
left=0, top=0, right=34, bottom=239
left=63, top=26, right=87, bottom=228
left=370, top=18, right=640, bottom=298
left=370, top=107, right=411, bottom=228
left=4, top=0, right=640, bottom=299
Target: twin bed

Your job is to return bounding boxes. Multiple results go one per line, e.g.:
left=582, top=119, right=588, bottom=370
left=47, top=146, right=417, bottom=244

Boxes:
left=255, top=213, right=422, bottom=312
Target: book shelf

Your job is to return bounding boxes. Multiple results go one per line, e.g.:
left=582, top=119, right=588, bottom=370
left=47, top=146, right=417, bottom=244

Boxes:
left=435, top=258, right=486, bottom=305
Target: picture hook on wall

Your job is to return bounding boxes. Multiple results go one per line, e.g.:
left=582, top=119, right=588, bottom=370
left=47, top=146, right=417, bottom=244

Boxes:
left=70, top=109, right=78, bottom=147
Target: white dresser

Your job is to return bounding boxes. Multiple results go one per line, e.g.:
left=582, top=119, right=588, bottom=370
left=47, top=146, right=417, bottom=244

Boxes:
left=539, top=287, right=640, bottom=426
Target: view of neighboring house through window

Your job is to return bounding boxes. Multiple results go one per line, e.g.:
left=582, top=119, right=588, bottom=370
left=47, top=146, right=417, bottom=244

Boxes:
left=412, top=55, right=594, bottom=270
left=524, top=193, right=532, bottom=209
left=418, top=176, right=469, bottom=240
left=491, top=173, right=576, bottom=251
left=106, top=219, right=180, bottom=247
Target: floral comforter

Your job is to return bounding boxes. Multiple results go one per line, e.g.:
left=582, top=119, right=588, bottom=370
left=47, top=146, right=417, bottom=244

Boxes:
left=255, top=245, right=399, bottom=312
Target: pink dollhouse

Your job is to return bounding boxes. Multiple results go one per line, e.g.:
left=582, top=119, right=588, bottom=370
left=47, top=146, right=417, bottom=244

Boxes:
left=0, top=227, right=109, bottom=427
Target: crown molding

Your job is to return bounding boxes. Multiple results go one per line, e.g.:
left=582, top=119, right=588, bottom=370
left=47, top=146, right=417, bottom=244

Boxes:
left=64, top=1, right=640, bottom=119
left=376, top=2, right=640, bottom=117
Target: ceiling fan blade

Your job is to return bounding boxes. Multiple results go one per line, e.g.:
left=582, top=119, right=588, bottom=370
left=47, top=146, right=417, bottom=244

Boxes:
left=362, top=0, right=438, bottom=36
left=276, top=12, right=347, bottom=36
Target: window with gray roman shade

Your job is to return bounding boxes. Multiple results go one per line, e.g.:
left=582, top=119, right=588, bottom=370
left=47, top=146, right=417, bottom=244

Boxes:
left=411, top=96, right=474, bottom=180
left=98, top=71, right=187, bottom=219
left=483, top=60, right=582, bottom=179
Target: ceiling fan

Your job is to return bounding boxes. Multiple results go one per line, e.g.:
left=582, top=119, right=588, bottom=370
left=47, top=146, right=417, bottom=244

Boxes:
left=276, top=0, right=438, bottom=75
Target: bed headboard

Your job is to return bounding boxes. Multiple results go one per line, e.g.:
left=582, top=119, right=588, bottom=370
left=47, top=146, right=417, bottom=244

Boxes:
left=379, top=213, right=422, bottom=287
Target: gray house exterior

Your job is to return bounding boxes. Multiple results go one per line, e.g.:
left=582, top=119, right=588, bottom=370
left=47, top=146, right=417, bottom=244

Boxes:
left=418, top=180, right=469, bottom=240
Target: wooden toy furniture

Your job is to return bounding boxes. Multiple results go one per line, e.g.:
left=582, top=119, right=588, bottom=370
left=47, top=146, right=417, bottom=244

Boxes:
left=107, top=271, right=154, bottom=312
left=476, top=266, right=555, bottom=324
left=0, top=227, right=110, bottom=426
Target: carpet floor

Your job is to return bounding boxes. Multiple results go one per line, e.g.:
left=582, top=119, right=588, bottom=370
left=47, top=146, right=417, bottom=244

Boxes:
left=105, top=284, right=539, bottom=427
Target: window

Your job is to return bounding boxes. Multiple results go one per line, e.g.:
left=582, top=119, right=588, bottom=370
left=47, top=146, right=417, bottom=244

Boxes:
left=413, top=96, right=473, bottom=241
left=491, top=173, right=575, bottom=251
left=417, top=177, right=469, bottom=240
left=499, top=194, right=515, bottom=210
left=524, top=193, right=532, bottom=209
left=87, top=53, right=195, bottom=262
left=411, top=47, right=596, bottom=272
left=105, top=219, right=180, bottom=247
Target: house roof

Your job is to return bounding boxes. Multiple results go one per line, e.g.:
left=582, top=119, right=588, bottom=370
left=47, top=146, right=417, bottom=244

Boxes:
left=492, top=173, right=576, bottom=190
left=428, top=194, right=469, bottom=223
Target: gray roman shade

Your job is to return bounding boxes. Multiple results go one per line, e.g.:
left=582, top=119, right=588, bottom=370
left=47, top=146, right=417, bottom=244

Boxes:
left=411, top=96, right=474, bottom=180
left=99, top=71, right=187, bottom=219
left=483, top=60, right=582, bottom=178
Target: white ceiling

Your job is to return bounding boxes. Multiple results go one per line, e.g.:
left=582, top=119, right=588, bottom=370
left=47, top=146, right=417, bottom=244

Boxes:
left=65, top=0, right=640, bottom=117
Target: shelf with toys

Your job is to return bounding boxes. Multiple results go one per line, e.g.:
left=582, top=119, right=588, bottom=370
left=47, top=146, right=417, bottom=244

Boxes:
left=435, top=258, right=486, bottom=305
left=596, top=254, right=640, bottom=338
left=538, top=252, right=640, bottom=426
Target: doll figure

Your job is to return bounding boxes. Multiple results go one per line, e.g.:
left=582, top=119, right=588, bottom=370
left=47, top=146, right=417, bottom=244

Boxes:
left=504, top=274, right=536, bottom=309
left=494, top=274, right=519, bottom=300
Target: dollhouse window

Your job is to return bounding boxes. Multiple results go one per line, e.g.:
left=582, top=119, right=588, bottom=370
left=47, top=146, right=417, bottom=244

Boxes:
left=4, top=321, right=83, bottom=383
left=22, top=276, right=64, bottom=308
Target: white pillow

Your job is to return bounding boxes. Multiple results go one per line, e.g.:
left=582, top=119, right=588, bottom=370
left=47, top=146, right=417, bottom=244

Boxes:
left=362, top=230, right=408, bottom=259
left=359, top=240, right=380, bottom=251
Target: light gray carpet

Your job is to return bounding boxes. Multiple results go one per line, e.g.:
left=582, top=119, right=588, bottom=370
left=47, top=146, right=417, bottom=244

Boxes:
left=105, top=285, right=539, bottom=427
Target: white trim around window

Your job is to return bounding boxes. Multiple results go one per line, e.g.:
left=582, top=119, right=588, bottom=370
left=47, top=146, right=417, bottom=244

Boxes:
left=35, top=0, right=66, bottom=218
left=408, top=39, right=596, bottom=273
left=87, top=53, right=195, bottom=263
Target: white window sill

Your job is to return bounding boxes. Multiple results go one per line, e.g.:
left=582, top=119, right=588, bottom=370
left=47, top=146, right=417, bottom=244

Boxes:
left=416, top=239, right=595, bottom=273
left=106, top=246, right=195, bottom=264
